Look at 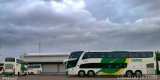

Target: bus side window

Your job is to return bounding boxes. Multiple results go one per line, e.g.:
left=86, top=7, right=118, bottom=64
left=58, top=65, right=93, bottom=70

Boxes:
left=112, top=53, right=118, bottom=58
left=140, top=53, right=147, bottom=58
left=119, top=53, right=127, bottom=58
left=139, top=52, right=151, bottom=58
left=146, top=52, right=153, bottom=57
left=111, top=64, right=115, bottom=68
left=82, top=52, right=94, bottom=59
left=106, top=53, right=112, bottom=58
left=101, top=53, right=105, bottom=58
left=146, top=63, right=154, bottom=68
left=128, top=52, right=140, bottom=58
left=115, top=64, right=120, bottom=68
left=122, top=63, right=127, bottom=68
left=94, top=53, right=100, bottom=58
left=139, top=52, right=153, bottom=58
left=113, top=64, right=126, bottom=68
left=95, top=52, right=105, bottom=58
left=108, top=64, right=112, bottom=68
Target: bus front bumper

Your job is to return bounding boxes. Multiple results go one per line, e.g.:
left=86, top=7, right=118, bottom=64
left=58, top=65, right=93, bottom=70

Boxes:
left=66, top=68, right=78, bottom=76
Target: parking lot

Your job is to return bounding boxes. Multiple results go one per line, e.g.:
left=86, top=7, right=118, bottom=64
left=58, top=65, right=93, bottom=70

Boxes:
left=18, top=75, right=115, bottom=80
left=1, top=75, right=158, bottom=80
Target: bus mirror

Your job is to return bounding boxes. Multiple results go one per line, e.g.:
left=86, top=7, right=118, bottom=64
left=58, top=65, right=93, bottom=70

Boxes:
left=63, top=59, right=67, bottom=64
left=69, top=58, right=77, bottom=61
left=63, top=58, right=78, bottom=64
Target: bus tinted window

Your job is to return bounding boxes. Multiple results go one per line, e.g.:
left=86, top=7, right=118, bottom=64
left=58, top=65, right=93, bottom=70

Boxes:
left=5, top=58, right=15, bottom=62
left=140, top=53, right=147, bottom=58
left=108, top=64, right=112, bottom=68
left=112, top=53, right=118, bottom=58
left=69, top=51, right=83, bottom=59
left=94, top=52, right=105, bottom=58
left=139, top=52, right=153, bottom=58
left=81, top=51, right=153, bottom=58
left=106, top=53, right=112, bottom=58
left=82, top=52, right=94, bottom=59
left=146, top=63, right=154, bottom=68
left=67, top=60, right=78, bottom=69
left=80, top=63, right=127, bottom=68
left=146, top=52, right=153, bottom=57
left=128, top=52, right=153, bottom=58
left=128, top=52, right=140, bottom=58
left=119, top=53, right=128, bottom=58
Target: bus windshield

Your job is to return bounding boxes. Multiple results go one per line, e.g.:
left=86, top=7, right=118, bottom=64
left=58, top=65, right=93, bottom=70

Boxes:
left=69, top=51, right=83, bottom=59
left=67, top=60, right=78, bottom=69
left=66, top=51, right=83, bottom=69
left=5, top=58, right=15, bottom=62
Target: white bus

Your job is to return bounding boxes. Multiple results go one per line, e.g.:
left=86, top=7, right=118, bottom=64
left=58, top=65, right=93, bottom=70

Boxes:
left=3, top=57, right=28, bottom=76
left=27, top=64, right=42, bottom=75
left=64, top=51, right=156, bottom=77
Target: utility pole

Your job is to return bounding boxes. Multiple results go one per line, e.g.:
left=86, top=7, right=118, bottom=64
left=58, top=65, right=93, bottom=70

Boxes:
left=0, top=45, right=1, bottom=56
left=38, top=39, right=41, bottom=53
left=0, top=45, right=3, bottom=62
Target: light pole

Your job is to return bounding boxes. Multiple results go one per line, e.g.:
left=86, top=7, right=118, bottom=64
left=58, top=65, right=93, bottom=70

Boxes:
left=0, top=45, right=1, bottom=56
left=38, top=39, right=41, bottom=53
left=0, top=45, right=3, bottom=62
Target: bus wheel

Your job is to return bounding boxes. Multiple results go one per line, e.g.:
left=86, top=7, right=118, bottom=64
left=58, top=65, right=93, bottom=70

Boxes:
left=31, top=72, right=34, bottom=75
left=78, top=70, right=85, bottom=77
left=126, top=70, right=133, bottom=77
left=18, top=72, right=20, bottom=76
left=135, top=70, right=142, bottom=77
left=87, top=70, right=95, bottom=77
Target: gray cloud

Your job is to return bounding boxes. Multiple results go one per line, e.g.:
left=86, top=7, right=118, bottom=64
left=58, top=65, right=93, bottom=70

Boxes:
left=0, top=0, right=160, bottom=61
left=85, top=0, right=160, bottom=23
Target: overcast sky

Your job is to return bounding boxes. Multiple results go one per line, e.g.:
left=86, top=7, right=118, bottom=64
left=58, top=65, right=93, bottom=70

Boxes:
left=0, top=0, right=160, bottom=60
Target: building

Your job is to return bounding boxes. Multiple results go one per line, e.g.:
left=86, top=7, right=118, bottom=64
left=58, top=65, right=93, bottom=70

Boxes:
left=20, top=53, right=69, bottom=74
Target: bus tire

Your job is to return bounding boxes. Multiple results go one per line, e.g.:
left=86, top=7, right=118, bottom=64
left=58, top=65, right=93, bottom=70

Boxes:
left=125, top=70, right=133, bottom=77
left=87, top=70, right=95, bottom=77
left=78, top=70, right=85, bottom=77
left=135, top=70, right=142, bottom=77
left=31, top=72, right=34, bottom=75
left=18, top=72, right=20, bottom=76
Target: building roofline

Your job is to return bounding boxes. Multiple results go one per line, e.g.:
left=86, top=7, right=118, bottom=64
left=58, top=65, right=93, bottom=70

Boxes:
left=25, top=55, right=68, bottom=57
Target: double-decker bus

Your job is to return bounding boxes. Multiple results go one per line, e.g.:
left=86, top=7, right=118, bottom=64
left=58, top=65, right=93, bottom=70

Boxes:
left=3, top=57, right=28, bottom=76
left=64, top=51, right=156, bottom=77
left=27, top=64, right=42, bottom=75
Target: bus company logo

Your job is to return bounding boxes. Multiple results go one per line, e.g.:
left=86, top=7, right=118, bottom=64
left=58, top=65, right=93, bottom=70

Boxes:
left=131, top=59, right=142, bottom=62
left=0, top=77, right=18, bottom=80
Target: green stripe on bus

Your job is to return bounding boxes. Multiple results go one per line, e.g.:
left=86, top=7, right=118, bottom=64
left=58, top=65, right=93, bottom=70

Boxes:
left=96, top=58, right=126, bottom=74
